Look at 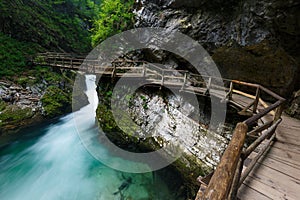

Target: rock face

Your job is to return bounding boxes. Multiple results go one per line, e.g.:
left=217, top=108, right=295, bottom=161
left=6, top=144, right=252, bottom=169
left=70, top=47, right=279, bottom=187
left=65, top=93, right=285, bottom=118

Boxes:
left=96, top=83, right=235, bottom=196
left=212, top=40, right=298, bottom=96
left=286, top=90, right=300, bottom=119
left=127, top=90, right=229, bottom=168
left=134, top=0, right=300, bottom=96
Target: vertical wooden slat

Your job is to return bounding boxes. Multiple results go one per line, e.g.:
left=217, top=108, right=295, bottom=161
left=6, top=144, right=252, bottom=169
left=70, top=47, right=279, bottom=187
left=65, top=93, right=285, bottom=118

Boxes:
left=142, top=63, right=146, bottom=77
left=238, top=133, right=276, bottom=187
left=204, top=77, right=211, bottom=95
left=161, top=70, right=165, bottom=86
left=228, top=82, right=233, bottom=100
left=181, top=72, right=187, bottom=90
left=273, top=104, right=284, bottom=122
left=228, top=158, right=244, bottom=200
left=111, top=65, right=116, bottom=78
left=253, top=87, right=260, bottom=114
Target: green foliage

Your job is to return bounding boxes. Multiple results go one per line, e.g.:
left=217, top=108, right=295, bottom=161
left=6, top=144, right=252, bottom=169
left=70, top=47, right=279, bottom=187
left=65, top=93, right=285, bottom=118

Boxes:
left=91, top=0, right=135, bottom=46
left=140, top=95, right=148, bottom=109
left=41, top=86, right=72, bottom=118
left=0, top=0, right=102, bottom=53
left=0, top=100, right=7, bottom=112
left=0, top=33, right=37, bottom=77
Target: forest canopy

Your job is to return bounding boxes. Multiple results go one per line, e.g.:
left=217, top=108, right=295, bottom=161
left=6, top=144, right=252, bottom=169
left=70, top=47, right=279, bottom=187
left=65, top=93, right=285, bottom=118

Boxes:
left=91, top=0, right=135, bottom=47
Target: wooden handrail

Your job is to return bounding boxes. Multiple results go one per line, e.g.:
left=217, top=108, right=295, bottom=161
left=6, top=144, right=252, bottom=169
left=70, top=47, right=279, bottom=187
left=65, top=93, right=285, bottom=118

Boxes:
left=201, top=123, right=248, bottom=199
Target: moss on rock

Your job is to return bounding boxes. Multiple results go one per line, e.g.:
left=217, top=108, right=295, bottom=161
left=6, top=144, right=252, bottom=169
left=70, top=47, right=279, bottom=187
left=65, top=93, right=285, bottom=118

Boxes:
left=0, top=105, right=35, bottom=135
left=41, top=86, right=71, bottom=118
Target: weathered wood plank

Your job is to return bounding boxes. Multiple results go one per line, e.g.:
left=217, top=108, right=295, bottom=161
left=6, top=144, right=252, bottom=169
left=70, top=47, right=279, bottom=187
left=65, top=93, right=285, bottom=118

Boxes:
left=248, top=148, right=300, bottom=177
left=272, top=142, right=300, bottom=155
left=248, top=164, right=300, bottom=199
left=266, top=146, right=300, bottom=167
left=238, top=183, right=272, bottom=200
left=240, top=176, right=291, bottom=200
left=259, top=156, right=300, bottom=180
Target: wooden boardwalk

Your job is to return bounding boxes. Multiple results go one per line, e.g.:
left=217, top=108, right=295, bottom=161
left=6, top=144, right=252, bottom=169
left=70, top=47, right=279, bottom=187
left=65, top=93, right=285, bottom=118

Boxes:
left=33, top=52, right=300, bottom=199
left=238, top=114, right=300, bottom=200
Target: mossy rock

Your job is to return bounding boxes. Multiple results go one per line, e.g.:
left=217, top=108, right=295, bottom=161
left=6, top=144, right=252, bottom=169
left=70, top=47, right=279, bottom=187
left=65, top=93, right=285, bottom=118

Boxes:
left=0, top=105, right=34, bottom=127
left=213, top=40, right=298, bottom=97
left=0, top=100, right=7, bottom=112
left=41, top=86, right=71, bottom=118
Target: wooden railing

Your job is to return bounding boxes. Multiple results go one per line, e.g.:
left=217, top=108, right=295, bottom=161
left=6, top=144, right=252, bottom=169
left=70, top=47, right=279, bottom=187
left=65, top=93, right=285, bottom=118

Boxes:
left=33, top=53, right=285, bottom=199
left=33, top=52, right=233, bottom=98
left=197, top=81, right=285, bottom=200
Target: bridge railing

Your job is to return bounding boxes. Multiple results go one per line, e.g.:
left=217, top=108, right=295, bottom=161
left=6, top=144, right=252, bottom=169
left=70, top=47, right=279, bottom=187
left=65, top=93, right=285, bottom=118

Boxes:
left=197, top=80, right=285, bottom=200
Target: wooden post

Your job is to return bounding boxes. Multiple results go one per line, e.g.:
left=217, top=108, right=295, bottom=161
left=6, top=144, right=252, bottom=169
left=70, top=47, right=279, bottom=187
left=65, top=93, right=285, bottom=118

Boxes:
left=161, top=70, right=165, bottom=86
left=142, top=63, right=146, bottom=77
left=228, top=82, right=233, bottom=100
left=204, top=77, right=211, bottom=95
left=253, top=87, right=260, bottom=114
left=273, top=104, right=284, bottom=122
left=228, top=158, right=243, bottom=200
left=201, top=123, right=248, bottom=200
left=111, top=65, right=116, bottom=78
left=181, top=72, right=187, bottom=90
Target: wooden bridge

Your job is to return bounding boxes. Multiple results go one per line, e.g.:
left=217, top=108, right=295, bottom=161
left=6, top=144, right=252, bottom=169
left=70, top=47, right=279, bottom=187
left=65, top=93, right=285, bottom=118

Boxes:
left=34, top=52, right=300, bottom=199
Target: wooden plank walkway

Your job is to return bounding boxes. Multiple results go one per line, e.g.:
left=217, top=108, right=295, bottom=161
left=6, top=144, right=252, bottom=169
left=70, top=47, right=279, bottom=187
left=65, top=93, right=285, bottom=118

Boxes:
left=237, top=115, right=300, bottom=200
left=229, top=94, right=300, bottom=199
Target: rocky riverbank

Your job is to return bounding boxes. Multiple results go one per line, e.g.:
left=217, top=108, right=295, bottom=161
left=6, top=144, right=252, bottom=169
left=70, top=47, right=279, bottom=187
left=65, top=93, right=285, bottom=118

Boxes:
left=0, top=79, right=45, bottom=135
left=0, top=69, right=88, bottom=136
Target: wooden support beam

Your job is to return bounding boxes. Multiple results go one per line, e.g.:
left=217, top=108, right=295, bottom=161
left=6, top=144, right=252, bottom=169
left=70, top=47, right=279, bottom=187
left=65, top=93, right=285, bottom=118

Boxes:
left=111, top=65, right=116, bottom=78
left=229, top=81, right=233, bottom=100
left=200, top=123, right=248, bottom=200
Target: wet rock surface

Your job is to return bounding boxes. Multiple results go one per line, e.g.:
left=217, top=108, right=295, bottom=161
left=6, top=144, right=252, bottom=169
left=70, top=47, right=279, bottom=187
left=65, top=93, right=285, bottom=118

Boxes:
left=134, top=0, right=300, bottom=95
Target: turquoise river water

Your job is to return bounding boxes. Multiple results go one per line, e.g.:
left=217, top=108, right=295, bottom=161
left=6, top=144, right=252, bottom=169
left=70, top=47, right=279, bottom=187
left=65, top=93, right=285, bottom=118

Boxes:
left=0, top=75, right=183, bottom=200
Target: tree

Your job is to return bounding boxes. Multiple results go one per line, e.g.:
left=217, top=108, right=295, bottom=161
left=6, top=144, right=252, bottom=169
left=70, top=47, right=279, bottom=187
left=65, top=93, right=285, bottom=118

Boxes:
left=91, top=0, right=135, bottom=46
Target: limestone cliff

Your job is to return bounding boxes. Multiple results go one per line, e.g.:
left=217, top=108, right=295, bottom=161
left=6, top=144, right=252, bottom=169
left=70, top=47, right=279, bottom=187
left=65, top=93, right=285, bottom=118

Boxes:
left=134, top=0, right=300, bottom=96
